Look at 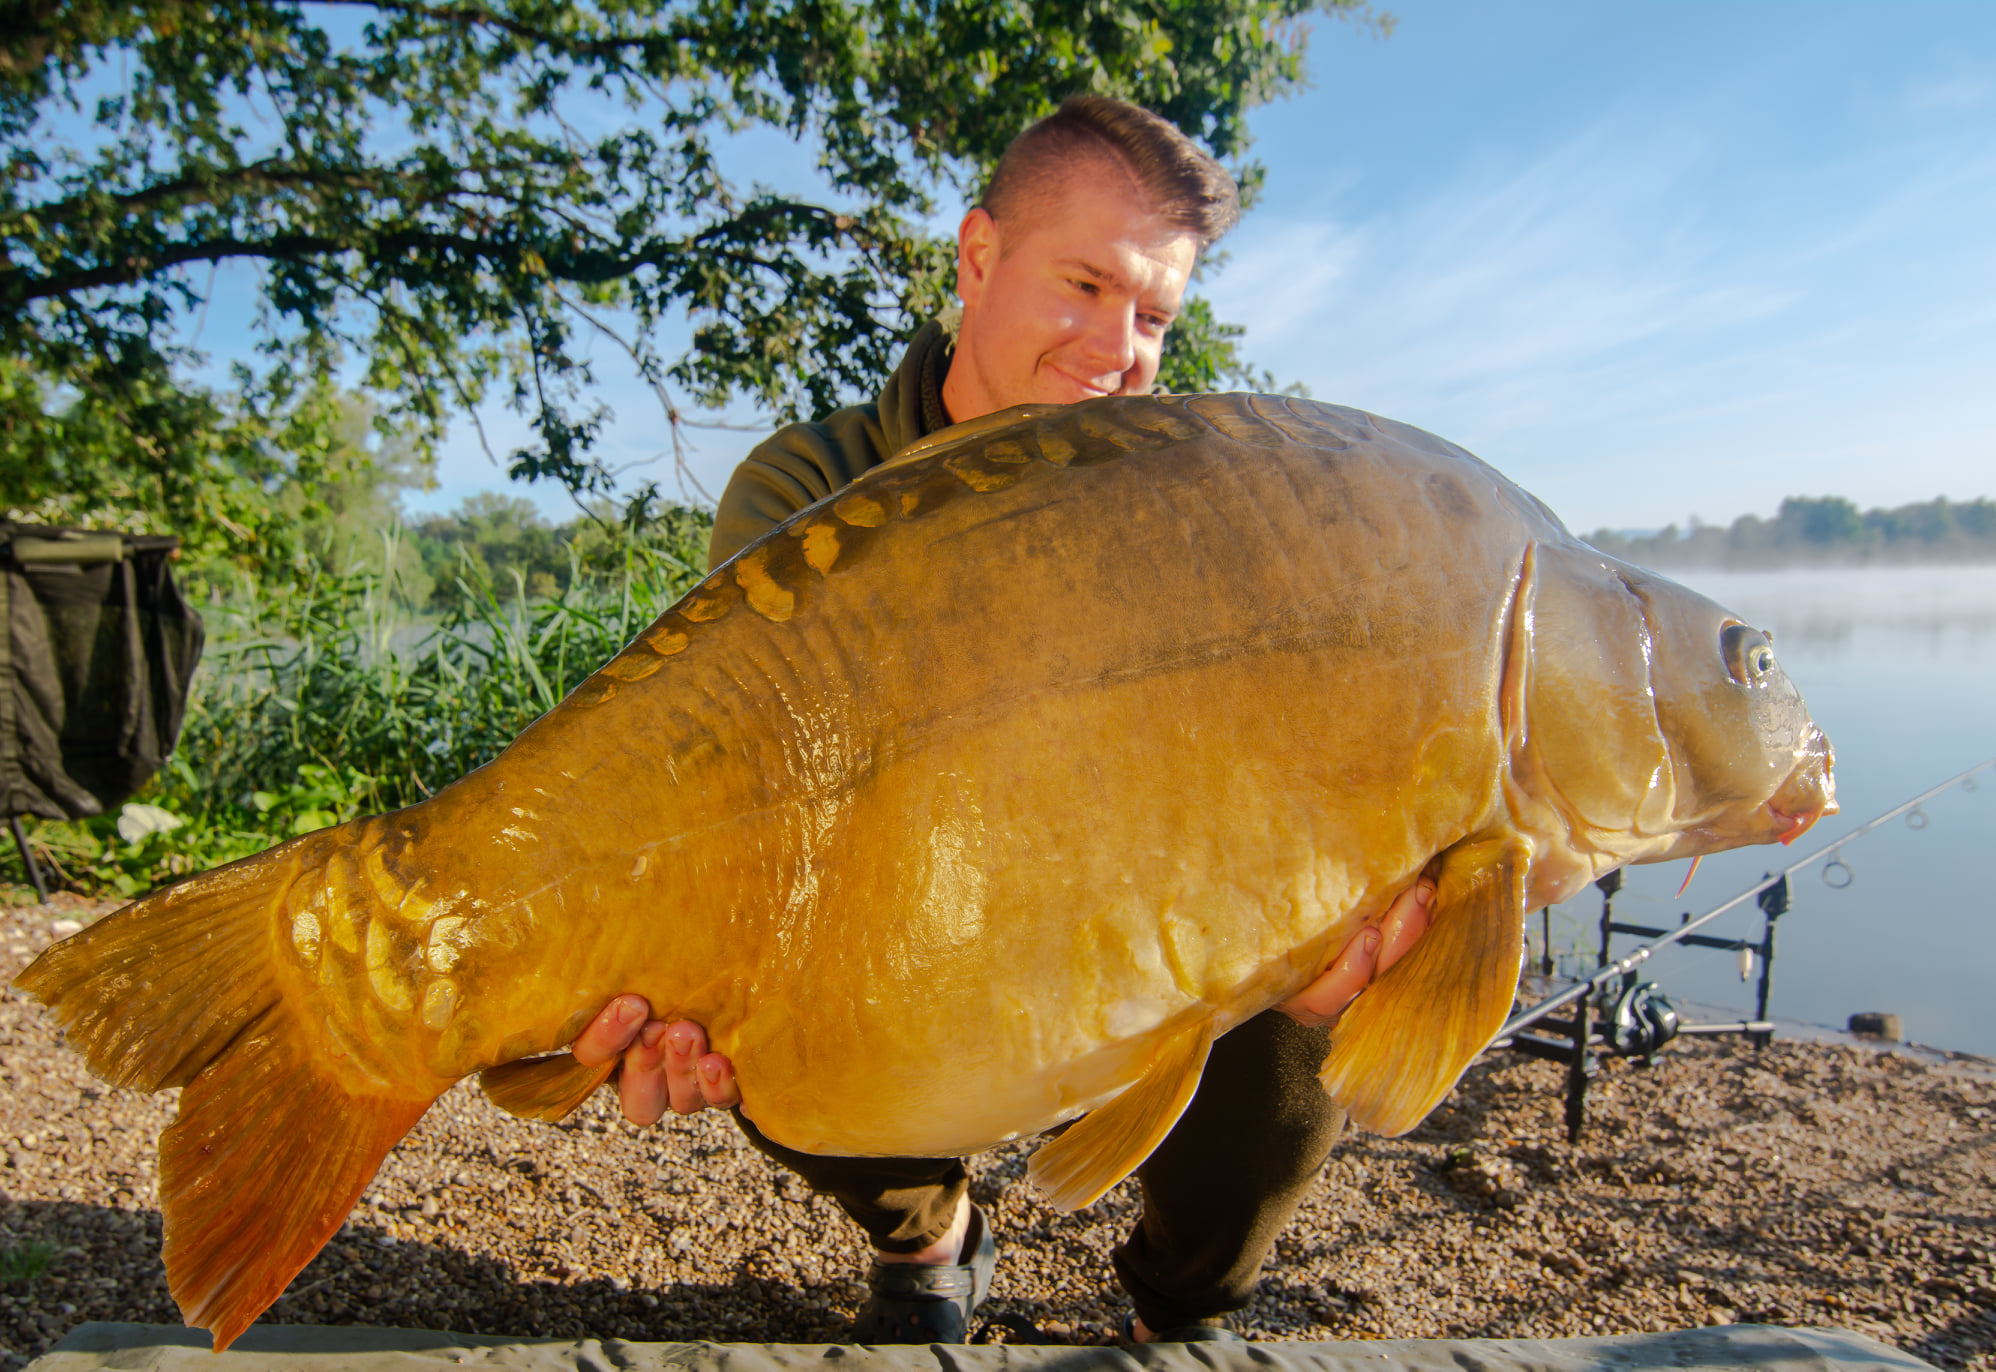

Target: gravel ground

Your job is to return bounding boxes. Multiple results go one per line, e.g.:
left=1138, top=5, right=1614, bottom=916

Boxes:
left=2, top=895, right=1991, bottom=1371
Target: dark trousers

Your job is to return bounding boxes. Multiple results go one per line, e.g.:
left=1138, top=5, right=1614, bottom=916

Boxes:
left=733, top=1009, right=1345, bottom=1330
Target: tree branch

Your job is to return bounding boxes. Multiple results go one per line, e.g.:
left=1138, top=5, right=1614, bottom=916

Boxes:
left=31, top=160, right=395, bottom=224
left=6, top=203, right=864, bottom=309
left=566, top=296, right=716, bottom=506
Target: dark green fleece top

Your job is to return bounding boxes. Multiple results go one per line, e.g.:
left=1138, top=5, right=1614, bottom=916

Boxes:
left=706, top=321, right=955, bottom=571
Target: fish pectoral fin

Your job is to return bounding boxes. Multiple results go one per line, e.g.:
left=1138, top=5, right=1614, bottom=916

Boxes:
left=1318, top=835, right=1529, bottom=1137
left=479, top=1053, right=621, bottom=1123
left=1026, top=1016, right=1217, bottom=1213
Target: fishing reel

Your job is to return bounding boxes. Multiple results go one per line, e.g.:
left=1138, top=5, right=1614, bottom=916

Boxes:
left=1604, top=980, right=1680, bottom=1059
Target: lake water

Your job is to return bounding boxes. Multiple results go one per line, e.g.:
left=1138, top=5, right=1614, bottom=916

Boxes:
left=1535, top=563, right=1996, bottom=1056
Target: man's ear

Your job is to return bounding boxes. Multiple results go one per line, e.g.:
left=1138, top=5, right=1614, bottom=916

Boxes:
left=956, top=207, right=1000, bottom=310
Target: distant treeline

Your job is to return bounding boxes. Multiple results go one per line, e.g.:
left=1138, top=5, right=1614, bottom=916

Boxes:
left=349, top=494, right=713, bottom=611
left=1584, top=496, right=1996, bottom=570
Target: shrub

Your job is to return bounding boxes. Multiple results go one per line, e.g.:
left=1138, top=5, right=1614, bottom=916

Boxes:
left=6, top=521, right=708, bottom=899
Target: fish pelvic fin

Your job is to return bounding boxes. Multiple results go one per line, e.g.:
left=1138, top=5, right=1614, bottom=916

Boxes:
left=480, top=1052, right=620, bottom=1122
left=12, top=831, right=441, bottom=1350
left=1318, top=835, right=1529, bottom=1136
left=1027, top=1016, right=1217, bottom=1212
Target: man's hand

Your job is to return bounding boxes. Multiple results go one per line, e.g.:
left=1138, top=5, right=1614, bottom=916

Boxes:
left=1277, top=869, right=1438, bottom=1029
left=571, top=996, right=740, bottom=1126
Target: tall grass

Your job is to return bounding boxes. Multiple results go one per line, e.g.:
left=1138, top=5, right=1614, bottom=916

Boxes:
left=7, top=522, right=710, bottom=898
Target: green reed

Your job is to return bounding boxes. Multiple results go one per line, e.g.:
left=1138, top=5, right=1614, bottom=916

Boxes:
left=6, top=521, right=709, bottom=898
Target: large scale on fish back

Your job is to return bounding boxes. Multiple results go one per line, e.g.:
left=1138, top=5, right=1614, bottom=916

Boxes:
left=16, top=393, right=1836, bottom=1351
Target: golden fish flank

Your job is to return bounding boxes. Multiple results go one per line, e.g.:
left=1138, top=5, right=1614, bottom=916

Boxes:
left=319, top=853, right=365, bottom=956
left=1037, top=431, right=1078, bottom=466
left=14, top=392, right=1834, bottom=1352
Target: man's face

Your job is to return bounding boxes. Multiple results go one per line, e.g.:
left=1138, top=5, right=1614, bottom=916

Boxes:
left=942, top=169, right=1198, bottom=422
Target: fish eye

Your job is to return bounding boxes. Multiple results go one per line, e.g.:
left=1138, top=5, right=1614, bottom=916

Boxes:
left=1721, top=623, right=1779, bottom=686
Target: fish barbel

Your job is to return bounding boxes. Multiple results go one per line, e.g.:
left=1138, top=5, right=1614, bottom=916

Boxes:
left=17, top=393, right=1835, bottom=1348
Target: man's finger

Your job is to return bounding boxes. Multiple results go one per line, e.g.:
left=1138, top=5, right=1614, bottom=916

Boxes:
left=1377, top=875, right=1436, bottom=975
left=663, top=1020, right=713, bottom=1115
left=1274, top=868, right=1439, bottom=1029
left=697, top=1051, right=743, bottom=1108
left=618, top=1021, right=671, bottom=1127
left=572, top=993, right=650, bottom=1067
left=1277, top=926, right=1381, bottom=1028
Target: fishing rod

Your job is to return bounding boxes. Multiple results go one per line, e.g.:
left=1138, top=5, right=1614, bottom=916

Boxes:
left=1499, top=754, right=1996, bottom=1042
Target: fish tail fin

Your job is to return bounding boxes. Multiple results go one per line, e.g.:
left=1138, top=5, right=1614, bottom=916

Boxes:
left=14, top=838, right=321, bottom=1092
left=1318, top=837, right=1528, bottom=1136
left=13, top=831, right=439, bottom=1350
left=161, top=1005, right=432, bottom=1349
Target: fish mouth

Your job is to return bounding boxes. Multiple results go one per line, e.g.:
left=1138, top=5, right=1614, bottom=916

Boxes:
left=1766, top=726, right=1837, bottom=846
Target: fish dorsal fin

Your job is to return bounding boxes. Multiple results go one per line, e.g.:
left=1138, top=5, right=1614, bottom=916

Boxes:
left=479, top=1052, right=619, bottom=1123
left=1500, top=542, right=1538, bottom=759
left=885, top=404, right=1066, bottom=467
left=1027, top=1016, right=1218, bottom=1211
left=1317, top=835, right=1529, bottom=1136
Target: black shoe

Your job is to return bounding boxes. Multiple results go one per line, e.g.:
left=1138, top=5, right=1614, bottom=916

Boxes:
left=1119, top=1312, right=1241, bottom=1345
left=851, top=1204, right=996, bottom=1344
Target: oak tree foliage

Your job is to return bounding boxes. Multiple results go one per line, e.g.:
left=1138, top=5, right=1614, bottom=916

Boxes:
left=2, top=0, right=1379, bottom=569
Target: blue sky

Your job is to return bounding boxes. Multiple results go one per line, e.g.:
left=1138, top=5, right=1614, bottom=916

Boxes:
left=383, top=2, right=1994, bottom=533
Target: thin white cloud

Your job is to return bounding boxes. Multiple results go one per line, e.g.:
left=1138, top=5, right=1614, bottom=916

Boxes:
left=1214, top=140, right=1801, bottom=439
left=1199, top=219, right=1366, bottom=351
left=1902, top=52, right=1995, bottom=114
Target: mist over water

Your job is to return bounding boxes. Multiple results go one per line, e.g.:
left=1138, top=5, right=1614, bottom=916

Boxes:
left=1538, top=564, right=1996, bottom=1056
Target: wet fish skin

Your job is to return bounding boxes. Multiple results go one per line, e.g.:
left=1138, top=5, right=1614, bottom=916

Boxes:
left=274, top=395, right=1527, bottom=1145
left=14, top=393, right=1834, bottom=1350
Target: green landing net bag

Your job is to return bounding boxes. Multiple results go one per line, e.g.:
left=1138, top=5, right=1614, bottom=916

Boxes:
left=0, top=525, right=205, bottom=823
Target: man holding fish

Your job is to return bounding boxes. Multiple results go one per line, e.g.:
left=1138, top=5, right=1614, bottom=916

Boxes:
left=21, top=89, right=1836, bottom=1357
left=573, top=96, right=1438, bottom=1345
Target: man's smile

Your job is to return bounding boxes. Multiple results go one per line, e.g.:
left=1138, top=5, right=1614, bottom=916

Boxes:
left=1042, top=360, right=1117, bottom=399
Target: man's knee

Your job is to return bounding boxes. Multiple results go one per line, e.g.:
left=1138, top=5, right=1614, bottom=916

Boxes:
left=1196, top=1010, right=1346, bottom=1141
left=731, top=1108, right=968, bottom=1253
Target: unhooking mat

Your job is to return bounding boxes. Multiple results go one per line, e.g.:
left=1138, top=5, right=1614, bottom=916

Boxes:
left=26, top=1322, right=1940, bottom=1372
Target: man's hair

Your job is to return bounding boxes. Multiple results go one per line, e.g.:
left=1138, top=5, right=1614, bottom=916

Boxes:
left=979, top=95, right=1240, bottom=252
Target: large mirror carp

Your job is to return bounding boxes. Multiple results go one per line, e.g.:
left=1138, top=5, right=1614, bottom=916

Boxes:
left=17, top=393, right=1835, bottom=1348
